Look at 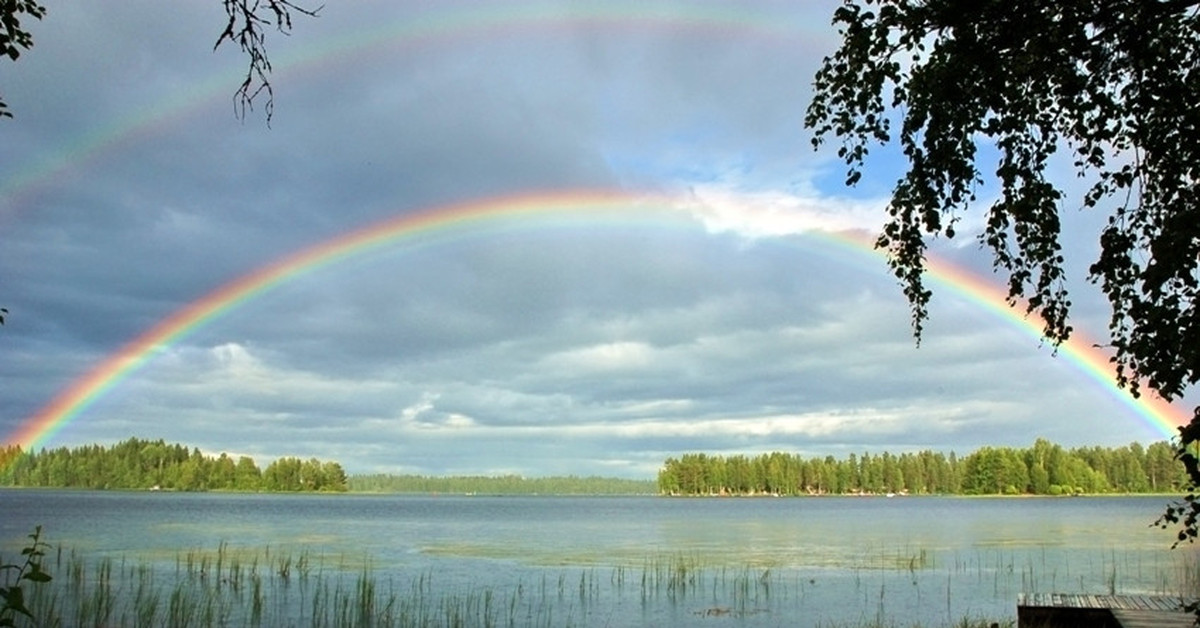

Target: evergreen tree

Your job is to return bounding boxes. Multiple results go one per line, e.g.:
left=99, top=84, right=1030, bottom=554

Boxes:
left=0, top=437, right=343, bottom=493
left=234, top=456, right=262, bottom=491
left=655, top=439, right=1181, bottom=497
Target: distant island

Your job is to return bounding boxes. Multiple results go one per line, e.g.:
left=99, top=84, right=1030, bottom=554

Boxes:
left=349, top=474, right=656, bottom=495
left=658, top=438, right=1190, bottom=497
left=0, top=436, right=1190, bottom=497
left=0, top=437, right=655, bottom=495
left=0, top=437, right=348, bottom=492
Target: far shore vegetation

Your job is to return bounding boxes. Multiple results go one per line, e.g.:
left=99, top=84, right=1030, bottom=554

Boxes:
left=348, top=473, right=655, bottom=495
left=658, top=439, right=1191, bottom=497
left=0, top=436, right=1192, bottom=498
left=0, top=437, right=349, bottom=493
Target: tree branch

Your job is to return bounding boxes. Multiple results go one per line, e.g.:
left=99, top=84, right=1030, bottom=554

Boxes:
left=214, top=0, right=321, bottom=124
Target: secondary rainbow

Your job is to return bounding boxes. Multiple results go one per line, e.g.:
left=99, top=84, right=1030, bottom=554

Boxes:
left=5, top=190, right=1189, bottom=452
left=1, top=5, right=1189, bottom=450
left=0, top=2, right=807, bottom=218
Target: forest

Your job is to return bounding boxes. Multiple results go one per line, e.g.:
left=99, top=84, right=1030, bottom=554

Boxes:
left=657, top=439, right=1190, bottom=497
left=1, top=437, right=1190, bottom=498
left=0, top=437, right=348, bottom=492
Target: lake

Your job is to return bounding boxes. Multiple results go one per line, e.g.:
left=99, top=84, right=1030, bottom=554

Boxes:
left=1, top=490, right=1195, bottom=626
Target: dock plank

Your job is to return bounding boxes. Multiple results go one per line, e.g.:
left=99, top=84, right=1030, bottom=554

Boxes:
left=1017, top=594, right=1192, bottom=628
left=1110, top=608, right=1194, bottom=628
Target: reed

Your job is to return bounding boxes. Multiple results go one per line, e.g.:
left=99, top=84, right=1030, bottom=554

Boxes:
left=7, top=541, right=1191, bottom=627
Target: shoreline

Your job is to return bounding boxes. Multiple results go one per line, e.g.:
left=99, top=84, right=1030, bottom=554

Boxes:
left=0, top=485, right=1184, bottom=499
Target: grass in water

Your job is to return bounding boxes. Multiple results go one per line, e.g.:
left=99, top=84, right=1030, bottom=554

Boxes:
left=4, top=537, right=1195, bottom=627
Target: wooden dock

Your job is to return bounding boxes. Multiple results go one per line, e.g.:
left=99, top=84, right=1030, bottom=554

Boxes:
left=1017, top=593, right=1194, bottom=628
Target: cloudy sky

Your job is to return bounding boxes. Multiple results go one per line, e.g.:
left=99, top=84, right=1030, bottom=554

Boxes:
left=1, top=1, right=1193, bottom=478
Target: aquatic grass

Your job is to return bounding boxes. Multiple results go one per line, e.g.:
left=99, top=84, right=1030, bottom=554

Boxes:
left=6, top=540, right=1192, bottom=627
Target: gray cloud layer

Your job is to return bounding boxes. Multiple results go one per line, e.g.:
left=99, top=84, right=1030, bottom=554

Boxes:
left=0, top=1, right=1186, bottom=477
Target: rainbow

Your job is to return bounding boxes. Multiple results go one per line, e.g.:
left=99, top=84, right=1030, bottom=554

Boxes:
left=1, top=4, right=1190, bottom=452
left=0, top=2, right=809, bottom=218
left=4, top=190, right=1190, bottom=451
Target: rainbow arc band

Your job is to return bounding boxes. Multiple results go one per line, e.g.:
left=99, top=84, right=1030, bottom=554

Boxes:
left=4, top=190, right=1188, bottom=452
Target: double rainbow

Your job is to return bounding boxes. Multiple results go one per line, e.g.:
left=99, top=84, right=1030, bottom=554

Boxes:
left=1, top=3, right=1189, bottom=450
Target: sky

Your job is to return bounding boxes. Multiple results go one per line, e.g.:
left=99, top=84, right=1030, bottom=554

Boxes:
left=0, top=1, right=1194, bottom=478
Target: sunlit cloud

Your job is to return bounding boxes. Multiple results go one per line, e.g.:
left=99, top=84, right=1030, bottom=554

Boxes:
left=541, top=341, right=656, bottom=372
left=673, top=182, right=889, bottom=239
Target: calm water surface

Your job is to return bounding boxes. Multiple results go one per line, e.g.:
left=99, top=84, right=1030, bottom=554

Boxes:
left=1, top=491, right=1194, bottom=626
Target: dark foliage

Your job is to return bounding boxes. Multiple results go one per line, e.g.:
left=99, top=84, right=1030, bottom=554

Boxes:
left=0, top=1, right=320, bottom=122
left=214, top=0, right=322, bottom=123
left=0, top=526, right=51, bottom=627
left=0, top=0, right=46, bottom=118
left=806, top=0, right=1200, bottom=549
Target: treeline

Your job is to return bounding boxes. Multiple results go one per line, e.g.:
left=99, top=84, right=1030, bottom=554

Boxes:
left=350, top=474, right=656, bottom=495
left=0, top=437, right=348, bottom=492
left=658, top=439, right=1190, bottom=497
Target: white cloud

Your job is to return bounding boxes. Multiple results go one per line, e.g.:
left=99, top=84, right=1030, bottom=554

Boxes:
left=210, top=342, right=262, bottom=375
left=340, top=399, right=1003, bottom=443
left=541, top=341, right=656, bottom=372
left=399, top=393, right=439, bottom=425
left=671, top=182, right=889, bottom=239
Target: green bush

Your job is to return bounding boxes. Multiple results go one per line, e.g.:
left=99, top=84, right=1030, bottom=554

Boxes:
left=0, top=526, right=52, bottom=627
